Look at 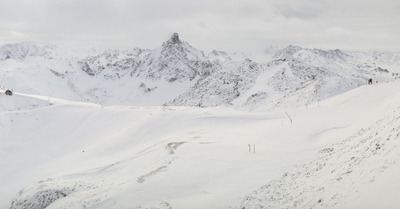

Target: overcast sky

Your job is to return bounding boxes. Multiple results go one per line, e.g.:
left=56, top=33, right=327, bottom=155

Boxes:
left=1, top=0, right=399, bottom=54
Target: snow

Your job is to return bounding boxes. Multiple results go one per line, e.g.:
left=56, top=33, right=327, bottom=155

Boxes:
left=2, top=82, right=400, bottom=208
left=1, top=35, right=400, bottom=208
left=1, top=39, right=399, bottom=110
left=342, top=161, right=400, bottom=209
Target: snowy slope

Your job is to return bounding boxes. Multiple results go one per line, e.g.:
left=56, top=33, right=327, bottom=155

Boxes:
left=237, top=83, right=400, bottom=208
left=2, top=82, right=400, bottom=208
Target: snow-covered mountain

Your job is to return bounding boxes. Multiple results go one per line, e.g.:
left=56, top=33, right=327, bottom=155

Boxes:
left=2, top=34, right=400, bottom=208
left=133, top=32, right=214, bottom=82
left=0, top=42, right=53, bottom=60
left=166, top=58, right=264, bottom=107
left=1, top=34, right=399, bottom=110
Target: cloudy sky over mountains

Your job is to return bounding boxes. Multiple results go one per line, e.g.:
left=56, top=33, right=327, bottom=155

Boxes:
left=1, top=0, right=399, bottom=53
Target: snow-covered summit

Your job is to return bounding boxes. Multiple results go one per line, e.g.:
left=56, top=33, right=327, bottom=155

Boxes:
left=0, top=42, right=53, bottom=60
left=78, top=48, right=150, bottom=78
left=241, top=45, right=398, bottom=110
left=274, top=45, right=348, bottom=64
left=134, top=33, right=213, bottom=82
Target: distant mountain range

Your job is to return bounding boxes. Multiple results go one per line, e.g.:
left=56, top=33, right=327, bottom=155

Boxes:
left=1, top=33, right=399, bottom=110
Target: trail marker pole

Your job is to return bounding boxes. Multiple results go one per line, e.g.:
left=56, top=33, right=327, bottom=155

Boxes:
left=285, top=111, right=293, bottom=124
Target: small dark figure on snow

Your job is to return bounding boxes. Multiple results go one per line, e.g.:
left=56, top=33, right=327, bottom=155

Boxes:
left=368, top=78, right=373, bottom=85
left=5, top=89, right=12, bottom=96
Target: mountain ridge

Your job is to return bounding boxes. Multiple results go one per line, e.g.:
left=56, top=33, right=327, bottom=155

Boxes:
left=1, top=34, right=399, bottom=110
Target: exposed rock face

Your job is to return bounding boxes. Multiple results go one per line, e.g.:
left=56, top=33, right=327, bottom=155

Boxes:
left=133, top=32, right=214, bottom=82
left=166, top=58, right=264, bottom=107
left=169, top=32, right=181, bottom=44
left=9, top=179, right=87, bottom=209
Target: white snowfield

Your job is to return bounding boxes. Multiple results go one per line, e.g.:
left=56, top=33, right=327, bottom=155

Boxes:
left=1, top=82, right=400, bottom=208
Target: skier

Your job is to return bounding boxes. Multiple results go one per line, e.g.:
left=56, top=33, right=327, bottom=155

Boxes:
left=368, top=78, right=373, bottom=85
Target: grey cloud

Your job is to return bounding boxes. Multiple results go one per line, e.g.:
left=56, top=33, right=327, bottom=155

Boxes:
left=271, top=0, right=325, bottom=19
left=0, top=0, right=399, bottom=53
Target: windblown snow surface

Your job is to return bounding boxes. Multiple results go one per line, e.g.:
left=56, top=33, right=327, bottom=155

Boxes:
left=1, top=82, right=400, bottom=209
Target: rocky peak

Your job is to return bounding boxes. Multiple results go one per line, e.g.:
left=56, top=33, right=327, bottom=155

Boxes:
left=168, top=33, right=182, bottom=44
left=132, top=33, right=212, bottom=82
left=160, top=33, right=184, bottom=53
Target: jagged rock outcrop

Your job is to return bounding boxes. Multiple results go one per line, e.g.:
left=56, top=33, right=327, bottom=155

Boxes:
left=78, top=48, right=149, bottom=78
left=133, top=33, right=215, bottom=82
left=166, top=58, right=263, bottom=107
left=10, top=179, right=90, bottom=209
